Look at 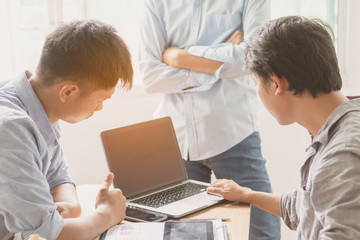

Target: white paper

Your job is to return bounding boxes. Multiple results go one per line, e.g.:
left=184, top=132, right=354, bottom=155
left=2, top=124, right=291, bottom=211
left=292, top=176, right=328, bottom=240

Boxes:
left=102, top=219, right=227, bottom=240
left=103, top=222, right=164, bottom=240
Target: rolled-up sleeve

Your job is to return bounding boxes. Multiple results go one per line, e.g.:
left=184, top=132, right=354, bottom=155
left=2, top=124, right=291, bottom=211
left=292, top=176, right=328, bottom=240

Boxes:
left=0, top=118, right=64, bottom=240
left=280, top=188, right=299, bottom=230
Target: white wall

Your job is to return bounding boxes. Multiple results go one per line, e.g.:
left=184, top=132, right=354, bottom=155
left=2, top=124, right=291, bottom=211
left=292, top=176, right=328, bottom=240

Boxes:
left=60, top=85, right=314, bottom=239
left=338, top=0, right=360, bottom=93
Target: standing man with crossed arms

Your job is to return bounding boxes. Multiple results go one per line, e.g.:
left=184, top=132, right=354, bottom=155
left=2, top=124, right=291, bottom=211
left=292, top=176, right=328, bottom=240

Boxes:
left=138, top=0, right=281, bottom=239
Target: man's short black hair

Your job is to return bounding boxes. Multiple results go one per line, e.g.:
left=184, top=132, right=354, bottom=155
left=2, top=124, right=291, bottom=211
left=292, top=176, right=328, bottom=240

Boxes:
left=245, top=16, right=342, bottom=97
left=37, top=20, right=133, bottom=93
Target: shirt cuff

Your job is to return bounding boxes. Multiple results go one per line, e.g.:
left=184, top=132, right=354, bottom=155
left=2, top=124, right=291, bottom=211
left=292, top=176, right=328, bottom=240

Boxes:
left=183, top=72, right=218, bottom=92
left=49, top=177, right=75, bottom=190
left=188, top=43, right=245, bottom=64
left=280, top=189, right=299, bottom=230
left=17, top=210, right=64, bottom=240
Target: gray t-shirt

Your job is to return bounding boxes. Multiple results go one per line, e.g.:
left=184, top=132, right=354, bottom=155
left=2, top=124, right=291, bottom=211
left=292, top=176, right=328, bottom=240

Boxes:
left=281, top=98, right=360, bottom=239
left=0, top=72, right=73, bottom=240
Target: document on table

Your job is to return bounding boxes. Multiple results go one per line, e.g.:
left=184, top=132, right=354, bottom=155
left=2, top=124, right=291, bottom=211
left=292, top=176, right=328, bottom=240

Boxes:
left=100, top=219, right=228, bottom=240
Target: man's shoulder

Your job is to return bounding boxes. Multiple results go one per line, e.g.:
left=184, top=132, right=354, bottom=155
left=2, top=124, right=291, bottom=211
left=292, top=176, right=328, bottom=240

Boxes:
left=0, top=94, right=27, bottom=120
left=323, top=107, right=360, bottom=157
left=334, top=104, right=360, bottom=139
left=0, top=101, right=37, bottom=137
left=0, top=78, right=24, bottom=109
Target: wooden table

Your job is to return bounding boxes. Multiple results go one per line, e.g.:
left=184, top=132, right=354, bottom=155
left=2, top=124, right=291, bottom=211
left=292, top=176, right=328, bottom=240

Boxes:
left=77, top=184, right=250, bottom=240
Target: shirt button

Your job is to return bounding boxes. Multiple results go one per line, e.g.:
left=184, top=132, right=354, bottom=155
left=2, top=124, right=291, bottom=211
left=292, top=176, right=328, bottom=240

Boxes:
left=187, top=120, right=192, bottom=125
left=196, top=1, right=200, bottom=5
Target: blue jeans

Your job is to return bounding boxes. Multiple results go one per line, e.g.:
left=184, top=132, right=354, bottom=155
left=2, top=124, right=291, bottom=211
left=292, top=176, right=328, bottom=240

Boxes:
left=184, top=132, right=281, bottom=240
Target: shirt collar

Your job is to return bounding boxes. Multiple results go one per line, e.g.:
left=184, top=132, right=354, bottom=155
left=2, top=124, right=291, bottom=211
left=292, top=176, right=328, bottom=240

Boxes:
left=14, top=71, right=61, bottom=143
left=301, top=98, right=360, bottom=185
left=312, top=98, right=360, bottom=146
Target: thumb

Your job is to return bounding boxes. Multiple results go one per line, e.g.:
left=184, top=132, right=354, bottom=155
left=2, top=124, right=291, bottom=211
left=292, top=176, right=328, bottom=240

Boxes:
left=101, top=172, right=114, bottom=190
left=206, top=186, right=223, bottom=196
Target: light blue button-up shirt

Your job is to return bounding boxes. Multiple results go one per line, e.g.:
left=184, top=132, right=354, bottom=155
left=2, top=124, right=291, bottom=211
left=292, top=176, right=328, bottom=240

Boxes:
left=0, top=72, right=73, bottom=240
left=139, top=0, right=270, bottom=160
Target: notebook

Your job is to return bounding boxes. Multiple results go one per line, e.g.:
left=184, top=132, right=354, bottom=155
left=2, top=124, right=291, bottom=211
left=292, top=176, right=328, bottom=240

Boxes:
left=100, top=117, right=223, bottom=218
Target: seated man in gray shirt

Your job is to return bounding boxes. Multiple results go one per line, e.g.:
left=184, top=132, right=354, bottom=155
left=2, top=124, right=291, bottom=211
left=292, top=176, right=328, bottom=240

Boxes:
left=207, top=16, right=360, bottom=239
left=0, top=20, right=133, bottom=239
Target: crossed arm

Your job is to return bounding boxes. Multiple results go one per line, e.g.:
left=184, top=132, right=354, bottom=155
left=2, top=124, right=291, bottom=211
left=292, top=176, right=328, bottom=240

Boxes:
left=162, top=30, right=244, bottom=75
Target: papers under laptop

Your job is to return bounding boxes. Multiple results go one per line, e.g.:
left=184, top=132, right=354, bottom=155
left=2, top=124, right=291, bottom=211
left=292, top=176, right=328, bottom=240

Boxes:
left=100, top=117, right=223, bottom=218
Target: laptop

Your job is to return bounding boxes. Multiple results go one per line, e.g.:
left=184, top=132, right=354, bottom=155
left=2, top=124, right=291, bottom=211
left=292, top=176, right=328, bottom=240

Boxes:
left=100, top=117, right=223, bottom=218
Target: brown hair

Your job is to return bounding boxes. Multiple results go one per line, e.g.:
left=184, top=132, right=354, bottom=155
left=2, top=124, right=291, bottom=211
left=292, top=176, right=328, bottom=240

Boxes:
left=246, top=16, right=342, bottom=97
left=37, top=20, right=133, bottom=94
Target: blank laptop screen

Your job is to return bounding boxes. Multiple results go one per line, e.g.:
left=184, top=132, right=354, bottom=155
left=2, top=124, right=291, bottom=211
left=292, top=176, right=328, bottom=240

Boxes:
left=101, top=117, right=187, bottom=198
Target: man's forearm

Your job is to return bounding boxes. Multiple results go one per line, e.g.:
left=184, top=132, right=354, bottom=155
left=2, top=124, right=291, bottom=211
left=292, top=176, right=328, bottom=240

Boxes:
left=51, top=183, right=81, bottom=218
left=162, top=47, right=223, bottom=75
left=51, top=183, right=79, bottom=203
left=247, top=191, right=282, bottom=217
left=207, top=179, right=282, bottom=217
left=57, top=211, right=118, bottom=240
left=177, top=50, right=223, bottom=75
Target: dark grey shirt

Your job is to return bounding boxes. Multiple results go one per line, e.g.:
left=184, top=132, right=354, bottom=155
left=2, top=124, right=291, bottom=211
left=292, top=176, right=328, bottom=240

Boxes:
left=281, top=98, right=360, bottom=239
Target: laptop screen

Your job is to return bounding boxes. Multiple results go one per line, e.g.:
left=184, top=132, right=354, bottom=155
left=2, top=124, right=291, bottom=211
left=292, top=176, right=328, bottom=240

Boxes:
left=100, top=117, right=188, bottom=198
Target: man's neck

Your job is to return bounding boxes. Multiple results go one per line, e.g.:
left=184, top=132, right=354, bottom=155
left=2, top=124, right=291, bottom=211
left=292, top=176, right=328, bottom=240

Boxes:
left=294, top=91, right=348, bottom=137
left=28, top=73, right=59, bottom=124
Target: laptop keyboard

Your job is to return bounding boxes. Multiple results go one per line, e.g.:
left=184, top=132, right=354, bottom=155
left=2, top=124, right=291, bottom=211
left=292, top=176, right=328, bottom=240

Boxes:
left=132, top=182, right=207, bottom=208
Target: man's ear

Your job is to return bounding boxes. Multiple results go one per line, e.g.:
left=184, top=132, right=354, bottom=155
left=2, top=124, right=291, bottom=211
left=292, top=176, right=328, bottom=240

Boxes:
left=271, top=74, right=288, bottom=96
left=58, top=83, right=79, bottom=102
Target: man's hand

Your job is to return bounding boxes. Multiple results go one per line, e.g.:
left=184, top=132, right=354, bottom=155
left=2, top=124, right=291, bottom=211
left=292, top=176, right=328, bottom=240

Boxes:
left=56, top=202, right=81, bottom=219
left=95, top=173, right=126, bottom=226
left=57, top=174, right=127, bottom=240
left=207, top=179, right=252, bottom=203
left=226, top=30, right=244, bottom=45
left=162, top=46, right=186, bottom=68
left=51, top=183, right=82, bottom=219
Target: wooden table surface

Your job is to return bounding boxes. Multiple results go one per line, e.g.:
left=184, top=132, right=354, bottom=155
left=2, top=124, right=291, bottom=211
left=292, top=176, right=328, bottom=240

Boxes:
left=77, top=184, right=250, bottom=240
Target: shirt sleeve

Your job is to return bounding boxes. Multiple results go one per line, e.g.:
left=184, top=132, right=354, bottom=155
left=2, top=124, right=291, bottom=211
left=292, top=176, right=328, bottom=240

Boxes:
left=280, top=188, right=300, bottom=230
left=311, top=148, right=360, bottom=239
left=46, top=123, right=74, bottom=190
left=138, top=0, right=218, bottom=94
left=0, top=117, right=64, bottom=240
left=188, top=0, right=270, bottom=79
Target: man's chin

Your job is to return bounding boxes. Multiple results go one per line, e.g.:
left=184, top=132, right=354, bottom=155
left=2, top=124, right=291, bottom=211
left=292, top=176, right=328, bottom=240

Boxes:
left=65, top=118, right=84, bottom=124
left=277, top=119, right=294, bottom=126
left=64, top=114, right=93, bottom=124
